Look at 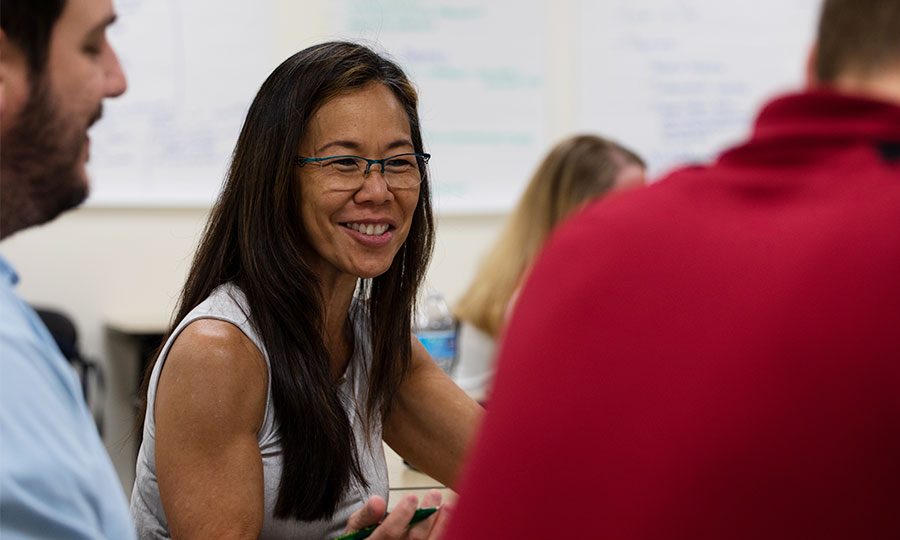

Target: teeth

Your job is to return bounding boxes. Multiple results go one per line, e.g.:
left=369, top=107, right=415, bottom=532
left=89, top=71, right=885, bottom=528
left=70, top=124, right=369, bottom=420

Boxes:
left=347, top=223, right=389, bottom=236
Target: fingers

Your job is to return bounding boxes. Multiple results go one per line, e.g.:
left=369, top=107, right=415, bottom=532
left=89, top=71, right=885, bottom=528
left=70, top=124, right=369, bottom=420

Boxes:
left=368, top=494, right=418, bottom=540
left=350, top=492, right=449, bottom=540
left=345, top=495, right=388, bottom=534
left=408, top=490, right=444, bottom=540
left=426, top=499, right=455, bottom=540
left=420, top=489, right=443, bottom=509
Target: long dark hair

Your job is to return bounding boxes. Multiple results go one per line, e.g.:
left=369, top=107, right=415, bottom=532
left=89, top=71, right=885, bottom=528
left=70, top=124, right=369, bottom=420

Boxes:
left=138, top=41, right=434, bottom=521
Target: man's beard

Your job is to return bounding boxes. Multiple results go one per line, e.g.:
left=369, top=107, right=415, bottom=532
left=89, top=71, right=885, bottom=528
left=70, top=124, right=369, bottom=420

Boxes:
left=0, top=76, right=101, bottom=239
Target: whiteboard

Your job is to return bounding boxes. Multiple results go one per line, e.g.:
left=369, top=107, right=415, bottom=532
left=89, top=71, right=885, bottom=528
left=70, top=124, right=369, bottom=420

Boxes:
left=87, top=0, right=821, bottom=211
left=87, top=0, right=281, bottom=206
left=326, top=0, right=549, bottom=214
left=576, top=0, right=820, bottom=177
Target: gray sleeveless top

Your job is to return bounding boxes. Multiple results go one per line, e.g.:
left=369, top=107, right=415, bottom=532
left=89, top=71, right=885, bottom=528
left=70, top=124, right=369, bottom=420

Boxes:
left=131, top=283, right=389, bottom=539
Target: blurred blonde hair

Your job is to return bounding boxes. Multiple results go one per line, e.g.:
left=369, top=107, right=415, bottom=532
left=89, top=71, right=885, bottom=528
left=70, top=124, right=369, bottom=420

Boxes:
left=455, top=134, right=645, bottom=338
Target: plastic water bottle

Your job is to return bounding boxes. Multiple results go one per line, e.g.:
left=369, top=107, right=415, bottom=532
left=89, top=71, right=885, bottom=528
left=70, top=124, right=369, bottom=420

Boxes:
left=413, top=287, right=457, bottom=375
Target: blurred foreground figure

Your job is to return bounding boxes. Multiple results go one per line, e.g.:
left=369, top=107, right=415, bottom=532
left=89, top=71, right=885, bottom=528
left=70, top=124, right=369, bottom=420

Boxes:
left=0, top=0, right=131, bottom=538
left=444, top=0, right=900, bottom=538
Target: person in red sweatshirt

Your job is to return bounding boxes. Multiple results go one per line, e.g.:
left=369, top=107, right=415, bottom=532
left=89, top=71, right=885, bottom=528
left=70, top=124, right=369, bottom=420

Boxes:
left=352, top=1, right=900, bottom=538
left=433, top=0, right=900, bottom=538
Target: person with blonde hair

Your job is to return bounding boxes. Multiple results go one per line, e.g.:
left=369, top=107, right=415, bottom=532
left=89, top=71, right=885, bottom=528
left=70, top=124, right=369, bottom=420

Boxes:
left=452, top=134, right=645, bottom=389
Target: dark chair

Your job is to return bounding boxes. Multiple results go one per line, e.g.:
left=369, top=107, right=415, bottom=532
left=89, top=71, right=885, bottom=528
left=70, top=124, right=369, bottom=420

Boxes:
left=32, top=306, right=106, bottom=436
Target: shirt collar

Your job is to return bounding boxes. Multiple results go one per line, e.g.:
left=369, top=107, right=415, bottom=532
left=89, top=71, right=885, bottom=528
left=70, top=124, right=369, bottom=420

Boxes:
left=751, top=90, right=900, bottom=144
left=0, top=254, right=20, bottom=286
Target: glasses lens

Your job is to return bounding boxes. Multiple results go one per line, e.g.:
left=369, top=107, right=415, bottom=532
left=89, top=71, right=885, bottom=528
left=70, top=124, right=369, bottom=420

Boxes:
left=315, top=156, right=364, bottom=189
left=321, top=156, right=365, bottom=173
left=384, top=154, right=424, bottom=188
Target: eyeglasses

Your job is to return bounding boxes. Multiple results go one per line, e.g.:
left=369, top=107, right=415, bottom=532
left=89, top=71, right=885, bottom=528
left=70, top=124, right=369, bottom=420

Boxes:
left=295, top=152, right=430, bottom=189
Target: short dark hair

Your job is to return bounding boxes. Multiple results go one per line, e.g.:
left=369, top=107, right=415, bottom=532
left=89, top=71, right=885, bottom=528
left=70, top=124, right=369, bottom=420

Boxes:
left=0, top=0, right=66, bottom=75
left=815, top=0, right=900, bottom=81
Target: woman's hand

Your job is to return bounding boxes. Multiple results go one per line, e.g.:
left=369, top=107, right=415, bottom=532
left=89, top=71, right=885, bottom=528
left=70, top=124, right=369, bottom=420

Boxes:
left=344, top=490, right=453, bottom=540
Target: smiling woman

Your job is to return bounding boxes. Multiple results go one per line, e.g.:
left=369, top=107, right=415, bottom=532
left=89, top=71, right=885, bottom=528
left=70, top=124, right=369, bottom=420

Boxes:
left=297, top=83, right=425, bottom=283
left=130, top=42, right=482, bottom=540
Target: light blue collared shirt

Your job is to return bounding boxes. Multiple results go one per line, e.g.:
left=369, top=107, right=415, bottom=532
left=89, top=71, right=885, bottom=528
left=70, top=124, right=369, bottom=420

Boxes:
left=0, top=255, right=135, bottom=539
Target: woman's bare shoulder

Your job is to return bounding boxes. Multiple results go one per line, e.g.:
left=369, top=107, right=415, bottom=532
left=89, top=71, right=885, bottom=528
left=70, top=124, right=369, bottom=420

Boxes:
left=157, top=318, right=268, bottom=431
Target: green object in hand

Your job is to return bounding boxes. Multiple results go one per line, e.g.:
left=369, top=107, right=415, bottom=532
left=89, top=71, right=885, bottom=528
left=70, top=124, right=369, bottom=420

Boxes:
left=333, top=507, right=439, bottom=540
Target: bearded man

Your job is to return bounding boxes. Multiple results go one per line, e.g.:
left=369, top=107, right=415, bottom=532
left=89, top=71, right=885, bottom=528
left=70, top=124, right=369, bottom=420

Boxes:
left=0, top=1, right=131, bottom=538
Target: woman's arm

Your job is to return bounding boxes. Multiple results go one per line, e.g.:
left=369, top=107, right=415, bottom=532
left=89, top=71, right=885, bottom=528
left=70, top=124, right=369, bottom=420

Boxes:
left=383, top=336, right=484, bottom=488
left=154, top=319, right=269, bottom=540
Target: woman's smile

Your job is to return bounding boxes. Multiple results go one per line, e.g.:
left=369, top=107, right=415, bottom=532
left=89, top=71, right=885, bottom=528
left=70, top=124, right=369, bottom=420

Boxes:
left=340, top=221, right=394, bottom=247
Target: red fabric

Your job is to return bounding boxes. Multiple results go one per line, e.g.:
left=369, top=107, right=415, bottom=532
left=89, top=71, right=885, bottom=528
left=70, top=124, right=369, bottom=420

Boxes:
left=445, top=91, right=900, bottom=540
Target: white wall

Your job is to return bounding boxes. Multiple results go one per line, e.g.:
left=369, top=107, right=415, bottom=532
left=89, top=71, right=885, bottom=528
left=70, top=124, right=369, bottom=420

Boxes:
left=0, top=207, right=506, bottom=488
